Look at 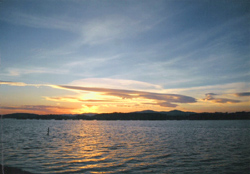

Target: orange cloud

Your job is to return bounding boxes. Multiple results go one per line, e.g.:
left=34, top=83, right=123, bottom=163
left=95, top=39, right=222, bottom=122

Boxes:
left=0, top=105, right=74, bottom=114
left=0, top=80, right=197, bottom=110
left=44, top=96, right=118, bottom=103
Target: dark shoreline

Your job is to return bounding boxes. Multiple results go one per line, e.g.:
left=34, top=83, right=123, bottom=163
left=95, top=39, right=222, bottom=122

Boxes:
left=2, top=111, right=250, bottom=120
left=0, top=165, right=33, bottom=174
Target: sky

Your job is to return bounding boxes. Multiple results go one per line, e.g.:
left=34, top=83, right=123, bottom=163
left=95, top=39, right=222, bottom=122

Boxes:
left=0, top=0, right=249, bottom=115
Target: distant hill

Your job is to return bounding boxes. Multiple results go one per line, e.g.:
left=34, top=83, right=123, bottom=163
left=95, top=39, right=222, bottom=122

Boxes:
left=78, top=113, right=97, bottom=116
left=162, top=110, right=196, bottom=116
left=134, top=110, right=158, bottom=114
left=2, top=111, right=250, bottom=120
left=135, top=110, right=196, bottom=116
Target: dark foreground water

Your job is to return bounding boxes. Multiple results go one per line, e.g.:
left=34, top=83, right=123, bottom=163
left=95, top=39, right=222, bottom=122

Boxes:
left=0, top=119, right=249, bottom=174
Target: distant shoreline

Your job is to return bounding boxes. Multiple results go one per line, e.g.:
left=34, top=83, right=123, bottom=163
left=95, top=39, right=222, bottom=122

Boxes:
left=2, top=111, right=250, bottom=120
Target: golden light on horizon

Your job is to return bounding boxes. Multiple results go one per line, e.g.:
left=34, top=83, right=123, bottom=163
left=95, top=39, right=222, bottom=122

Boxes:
left=72, top=105, right=100, bottom=114
left=1, top=80, right=250, bottom=115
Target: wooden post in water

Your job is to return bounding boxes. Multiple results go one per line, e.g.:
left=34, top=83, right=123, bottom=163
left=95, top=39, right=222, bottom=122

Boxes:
left=47, top=127, right=49, bottom=136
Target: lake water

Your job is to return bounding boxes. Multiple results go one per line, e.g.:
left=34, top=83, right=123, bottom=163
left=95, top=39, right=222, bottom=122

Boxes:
left=0, top=119, right=249, bottom=174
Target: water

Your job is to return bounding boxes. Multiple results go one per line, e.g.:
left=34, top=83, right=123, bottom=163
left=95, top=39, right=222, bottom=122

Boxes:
left=0, top=119, right=250, bottom=174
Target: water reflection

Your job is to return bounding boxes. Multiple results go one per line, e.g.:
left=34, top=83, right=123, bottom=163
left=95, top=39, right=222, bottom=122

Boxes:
left=1, top=120, right=250, bottom=173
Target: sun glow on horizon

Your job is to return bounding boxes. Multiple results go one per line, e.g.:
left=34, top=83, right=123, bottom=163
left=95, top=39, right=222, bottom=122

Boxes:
left=1, top=80, right=250, bottom=115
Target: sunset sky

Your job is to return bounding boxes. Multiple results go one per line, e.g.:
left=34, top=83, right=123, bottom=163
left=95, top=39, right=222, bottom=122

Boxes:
left=0, top=0, right=249, bottom=115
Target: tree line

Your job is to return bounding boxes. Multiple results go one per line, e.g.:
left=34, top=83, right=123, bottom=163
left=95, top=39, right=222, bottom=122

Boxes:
left=2, top=112, right=250, bottom=120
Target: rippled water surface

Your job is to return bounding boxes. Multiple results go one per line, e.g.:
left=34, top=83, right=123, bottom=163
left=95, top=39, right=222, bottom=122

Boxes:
left=1, top=119, right=250, bottom=173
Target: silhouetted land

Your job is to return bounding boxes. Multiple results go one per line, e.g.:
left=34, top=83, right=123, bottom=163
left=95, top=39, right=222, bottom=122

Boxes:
left=2, top=110, right=250, bottom=120
left=0, top=164, right=33, bottom=174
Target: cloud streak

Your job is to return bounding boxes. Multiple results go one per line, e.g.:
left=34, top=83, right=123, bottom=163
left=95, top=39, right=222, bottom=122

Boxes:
left=56, top=85, right=197, bottom=108
left=0, top=105, right=74, bottom=113
left=3, top=80, right=249, bottom=112
left=0, top=81, right=27, bottom=86
left=1, top=80, right=197, bottom=108
left=0, top=11, right=77, bottom=33
left=1, top=8, right=158, bottom=46
left=0, top=80, right=51, bottom=88
left=234, top=92, right=250, bottom=97
left=44, top=96, right=117, bottom=103
left=68, top=78, right=162, bottom=90
left=2, top=67, right=69, bottom=77
left=203, top=93, right=241, bottom=104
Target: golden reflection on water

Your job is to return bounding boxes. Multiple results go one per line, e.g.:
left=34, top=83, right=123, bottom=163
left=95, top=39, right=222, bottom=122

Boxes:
left=3, top=120, right=250, bottom=173
left=52, top=120, right=150, bottom=173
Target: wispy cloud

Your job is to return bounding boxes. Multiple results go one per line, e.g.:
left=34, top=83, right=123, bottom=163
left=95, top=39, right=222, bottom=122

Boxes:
left=1, top=9, right=155, bottom=46
left=234, top=92, right=250, bottom=97
left=0, top=80, right=50, bottom=88
left=203, top=93, right=241, bottom=104
left=80, top=16, right=133, bottom=45
left=68, top=78, right=162, bottom=91
left=3, top=80, right=249, bottom=112
left=1, top=67, right=69, bottom=77
left=0, top=81, right=27, bottom=86
left=0, top=11, right=77, bottom=33
left=1, top=80, right=196, bottom=108
left=44, top=96, right=117, bottom=103
left=166, top=82, right=250, bottom=96
left=56, top=85, right=196, bottom=108
left=0, top=105, right=74, bottom=113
